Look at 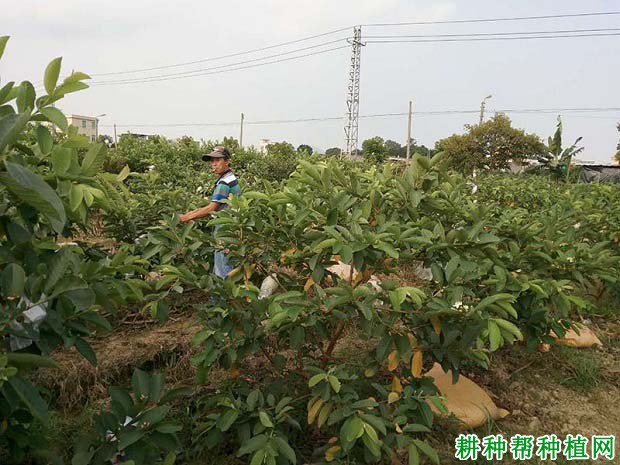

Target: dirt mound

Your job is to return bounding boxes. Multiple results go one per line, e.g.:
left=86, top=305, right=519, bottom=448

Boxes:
left=36, top=314, right=200, bottom=410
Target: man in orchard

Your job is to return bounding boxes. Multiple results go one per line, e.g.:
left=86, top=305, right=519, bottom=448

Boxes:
left=179, top=145, right=241, bottom=277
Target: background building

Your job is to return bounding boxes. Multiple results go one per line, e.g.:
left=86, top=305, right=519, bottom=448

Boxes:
left=65, top=114, right=100, bottom=141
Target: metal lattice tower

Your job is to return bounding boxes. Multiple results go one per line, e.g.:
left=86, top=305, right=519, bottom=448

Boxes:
left=344, top=26, right=363, bottom=157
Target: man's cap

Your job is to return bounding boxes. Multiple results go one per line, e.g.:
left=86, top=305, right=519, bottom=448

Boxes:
left=202, top=146, right=231, bottom=161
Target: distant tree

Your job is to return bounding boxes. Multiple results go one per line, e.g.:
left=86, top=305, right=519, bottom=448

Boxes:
left=266, top=141, right=296, bottom=158
left=533, top=116, right=583, bottom=180
left=362, top=136, right=387, bottom=163
left=325, top=147, right=342, bottom=156
left=435, top=113, right=546, bottom=174
left=204, top=136, right=240, bottom=152
left=264, top=141, right=299, bottom=181
left=384, top=139, right=402, bottom=158
left=297, top=144, right=313, bottom=155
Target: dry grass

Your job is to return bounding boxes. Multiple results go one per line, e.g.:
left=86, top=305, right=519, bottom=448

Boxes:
left=36, top=314, right=200, bottom=410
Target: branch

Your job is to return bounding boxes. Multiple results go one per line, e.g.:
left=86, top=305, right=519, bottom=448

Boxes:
left=322, top=321, right=346, bottom=368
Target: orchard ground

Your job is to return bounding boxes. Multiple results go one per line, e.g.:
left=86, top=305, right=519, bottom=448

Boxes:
left=38, top=274, right=619, bottom=465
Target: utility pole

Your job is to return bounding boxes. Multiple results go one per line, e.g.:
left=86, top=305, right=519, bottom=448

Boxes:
left=406, top=100, right=413, bottom=160
left=479, top=94, right=492, bottom=124
left=113, top=124, right=118, bottom=148
left=94, top=113, right=106, bottom=142
left=239, top=112, right=244, bottom=148
left=343, top=26, right=363, bottom=157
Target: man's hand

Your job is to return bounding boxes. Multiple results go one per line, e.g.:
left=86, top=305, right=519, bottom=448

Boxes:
left=179, top=202, right=220, bottom=224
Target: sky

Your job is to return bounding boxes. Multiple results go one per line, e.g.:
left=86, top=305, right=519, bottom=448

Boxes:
left=2, top=0, right=620, bottom=162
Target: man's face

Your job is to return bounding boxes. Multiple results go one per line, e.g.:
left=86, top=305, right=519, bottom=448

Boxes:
left=210, top=157, right=230, bottom=175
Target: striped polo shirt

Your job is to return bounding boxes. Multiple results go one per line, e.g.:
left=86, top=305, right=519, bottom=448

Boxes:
left=211, top=170, right=241, bottom=210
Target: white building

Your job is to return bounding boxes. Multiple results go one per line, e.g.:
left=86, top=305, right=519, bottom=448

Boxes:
left=65, top=114, right=100, bottom=142
left=258, top=138, right=272, bottom=154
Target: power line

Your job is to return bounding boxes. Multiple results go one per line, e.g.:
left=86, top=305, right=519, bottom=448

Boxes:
left=91, top=26, right=352, bottom=77
left=91, top=45, right=350, bottom=86
left=364, top=32, right=620, bottom=44
left=362, top=27, right=620, bottom=39
left=99, top=107, right=620, bottom=128
left=92, top=39, right=348, bottom=85
left=363, top=11, right=620, bottom=27
left=72, top=11, right=620, bottom=80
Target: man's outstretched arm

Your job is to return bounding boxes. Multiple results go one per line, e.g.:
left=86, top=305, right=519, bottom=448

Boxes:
left=180, top=201, right=220, bottom=223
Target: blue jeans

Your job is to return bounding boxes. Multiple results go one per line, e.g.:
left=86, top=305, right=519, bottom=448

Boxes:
left=214, top=249, right=233, bottom=278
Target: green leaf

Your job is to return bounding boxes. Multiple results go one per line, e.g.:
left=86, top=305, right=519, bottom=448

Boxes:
left=80, top=312, right=112, bottom=331
left=63, top=71, right=91, bottom=84
left=64, top=134, right=90, bottom=149
left=162, top=452, right=176, bottom=465
left=118, top=429, right=145, bottom=450
left=361, top=430, right=381, bottom=457
left=71, top=451, right=95, bottom=465
left=314, top=238, right=337, bottom=252
left=69, top=184, right=84, bottom=211
left=74, top=337, right=97, bottom=366
left=1, top=162, right=66, bottom=233
left=132, top=369, right=150, bottom=401
left=51, top=147, right=72, bottom=174
left=116, top=165, right=130, bottom=182
left=139, top=406, right=169, bottom=426
left=148, top=372, right=165, bottom=403
left=1, top=262, right=25, bottom=297
left=308, top=373, right=325, bottom=387
left=36, top=125, right=54, bottom=155
left=65, top=287, right=95, bottom=310
left=327, top=375, right=341, bottom=393
left=6, top=353, right=60, bottom=370
left=475, top=293, right=515, bottom=312
left=362, top=422, right=379, bottom=442
left=430, top=262, right=444, bottom=284
left=159, top=386, right=192, bottom=404
left=6, top=376, right=49, bottom=423
left=110, top=387, right=134, bottom=413
left=16, top=82, right=35, bottom=113
left=358, top=413, right=386, bottom=435
left=493, top=318, right=524, bottom=341
left=445, top=256, right=459, bottom=283
left=488, top=320, right=502, bottom=352
left=54, top=81, right=89, bottom=98
left=216, top=409, right=239, bottom=432
left=81, top=143, right=106, bottom=176
left=247, top=390, right=260, bottom=410
left=375, top=242, right=399, bottom=259
left=389, top=288, right=407, bottom=312
left=155, top=423, right=183, bottom=434
left=250, top=450, right=266, bottom=465
left=402, top=424, right=431, bottom=433
left=0, top=112, right=31, bottom=153
left=341, top=416, right=364, bottom=443
left=259, top=411, right=274, bottom=428
left=237, top=434, right=268, bottom=456
left=340, top=245, right=353, bottom=264
left=273, top=436, right=296, bottom=464
left=44, top=247, right=73, bottom=292
left=0, top=82, right=15, bottom=105
left=408, top=444, right=420, bottom=465
left=44, top=57, right=62, bottom=95
left=412, top=440, right=439, bottom=465
left=40, top=107, right=68, bottom=132
left=0, top=36, right=9, bottom=61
